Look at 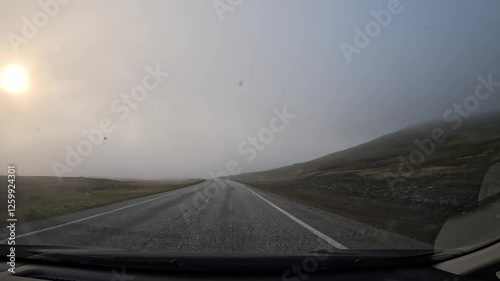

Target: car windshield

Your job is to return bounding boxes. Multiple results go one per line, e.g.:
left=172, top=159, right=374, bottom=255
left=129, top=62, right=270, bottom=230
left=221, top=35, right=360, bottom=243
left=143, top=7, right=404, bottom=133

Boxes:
left=1, top=0, right=499, bottom=262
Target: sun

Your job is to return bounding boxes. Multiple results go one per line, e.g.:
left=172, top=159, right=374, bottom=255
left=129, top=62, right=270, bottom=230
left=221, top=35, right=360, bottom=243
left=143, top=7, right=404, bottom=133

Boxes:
left=1, top=64, right=29, bottom=94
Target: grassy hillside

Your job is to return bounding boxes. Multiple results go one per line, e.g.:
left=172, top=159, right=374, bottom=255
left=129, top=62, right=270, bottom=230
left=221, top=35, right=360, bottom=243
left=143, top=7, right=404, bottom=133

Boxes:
left=232, top=111, right=500, bottom=244
left=0, top=177, right=204, bottom=222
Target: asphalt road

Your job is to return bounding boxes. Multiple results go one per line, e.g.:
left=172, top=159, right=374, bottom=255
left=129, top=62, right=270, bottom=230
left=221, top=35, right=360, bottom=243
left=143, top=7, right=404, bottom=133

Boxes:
left=1, top=180, right=430, bottom=254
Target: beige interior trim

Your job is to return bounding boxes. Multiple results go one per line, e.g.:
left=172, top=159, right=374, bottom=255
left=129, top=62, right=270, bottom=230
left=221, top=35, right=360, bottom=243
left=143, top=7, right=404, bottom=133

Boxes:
left=434, top=242, right=500, bottom=275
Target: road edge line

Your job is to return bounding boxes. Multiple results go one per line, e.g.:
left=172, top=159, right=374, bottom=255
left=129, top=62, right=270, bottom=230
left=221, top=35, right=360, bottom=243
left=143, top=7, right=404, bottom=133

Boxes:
left=231, top=180, right=348, bottom=250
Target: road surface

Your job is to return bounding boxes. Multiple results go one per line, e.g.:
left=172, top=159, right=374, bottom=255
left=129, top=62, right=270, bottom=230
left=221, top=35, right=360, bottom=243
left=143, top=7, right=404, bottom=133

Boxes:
left=1, top=180, right=429, bottom=253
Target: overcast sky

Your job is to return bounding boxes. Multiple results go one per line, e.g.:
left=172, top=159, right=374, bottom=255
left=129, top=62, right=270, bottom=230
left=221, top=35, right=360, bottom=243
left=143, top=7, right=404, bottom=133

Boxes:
left=1, top=0, right=500, bottom=179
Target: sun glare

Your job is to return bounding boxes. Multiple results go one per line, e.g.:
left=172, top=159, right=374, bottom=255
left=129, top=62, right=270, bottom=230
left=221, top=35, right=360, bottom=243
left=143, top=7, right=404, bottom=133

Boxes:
left=1, top=64, right=29, bottom=94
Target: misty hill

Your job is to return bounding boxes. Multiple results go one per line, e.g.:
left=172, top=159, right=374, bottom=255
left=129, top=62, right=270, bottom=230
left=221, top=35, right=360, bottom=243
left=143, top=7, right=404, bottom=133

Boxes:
left=233, top=111, right=500, bottom=186
left=231, top=111, right=500, bottom=243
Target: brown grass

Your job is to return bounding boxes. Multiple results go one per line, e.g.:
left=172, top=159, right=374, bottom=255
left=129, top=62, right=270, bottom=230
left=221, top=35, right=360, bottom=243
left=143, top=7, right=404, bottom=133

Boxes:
left=0, top=176, right=204, bottom=222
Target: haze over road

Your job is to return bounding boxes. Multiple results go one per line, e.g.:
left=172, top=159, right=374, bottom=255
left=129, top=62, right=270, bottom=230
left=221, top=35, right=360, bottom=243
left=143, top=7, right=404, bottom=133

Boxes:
left=1, top=180, right=428, bottom=253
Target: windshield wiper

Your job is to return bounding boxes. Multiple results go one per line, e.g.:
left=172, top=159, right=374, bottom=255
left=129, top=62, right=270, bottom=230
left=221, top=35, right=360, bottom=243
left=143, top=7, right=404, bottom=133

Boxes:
left=1, top=245, right=464, bottom=273
left=308, top=249, right=464, bottom=268
left=309, top=249, right=439, bottom=257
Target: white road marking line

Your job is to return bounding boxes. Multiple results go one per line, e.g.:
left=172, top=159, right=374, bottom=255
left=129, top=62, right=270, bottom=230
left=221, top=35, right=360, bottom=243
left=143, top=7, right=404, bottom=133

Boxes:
left=231, top=181, right=348, bottom=250
left=0, top=183, right=205, bottom=243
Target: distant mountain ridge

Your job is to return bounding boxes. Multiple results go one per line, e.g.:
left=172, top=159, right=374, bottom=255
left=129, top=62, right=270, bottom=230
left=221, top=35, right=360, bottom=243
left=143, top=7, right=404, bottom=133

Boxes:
left=232, top=110, right=500, bottom=184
